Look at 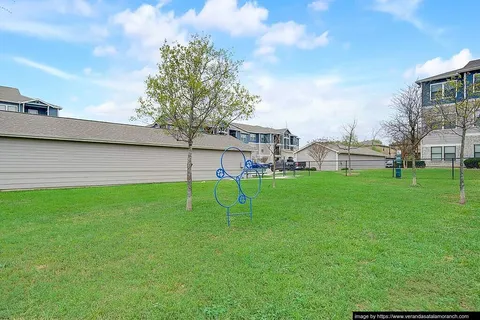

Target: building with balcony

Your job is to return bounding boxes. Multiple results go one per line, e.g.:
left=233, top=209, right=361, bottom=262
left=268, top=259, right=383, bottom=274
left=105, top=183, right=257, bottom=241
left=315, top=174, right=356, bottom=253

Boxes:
left=0, top=86, right=62, bottom=116
left=416, top=59, right=480, bottom=164
left=226, top=123, right=300, bottom=162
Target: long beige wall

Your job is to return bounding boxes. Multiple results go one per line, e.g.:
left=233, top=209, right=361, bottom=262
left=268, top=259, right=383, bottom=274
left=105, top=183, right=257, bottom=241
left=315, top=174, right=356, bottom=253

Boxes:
left=295, top=148, right=337, bottom=171
left=338, top=154, right=385, bottom=169
left=0, top=137, right=249, bottom=190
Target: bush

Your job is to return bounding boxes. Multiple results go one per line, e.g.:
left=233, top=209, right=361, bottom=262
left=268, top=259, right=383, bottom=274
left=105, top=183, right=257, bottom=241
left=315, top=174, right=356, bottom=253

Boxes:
left=464, top=158, right=480, bottom=169
left=307, top=167, right=317, bottom=171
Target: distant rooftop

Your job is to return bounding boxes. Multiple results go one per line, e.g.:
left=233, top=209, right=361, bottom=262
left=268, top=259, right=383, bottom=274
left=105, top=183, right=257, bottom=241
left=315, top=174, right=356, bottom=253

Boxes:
left=416, top=58, right=480, bottom=83
left=231, top=123, right=294, bottom=135
left=0, top=85, right=62, bottom=109
left=0, top=111, right=252, bottom=151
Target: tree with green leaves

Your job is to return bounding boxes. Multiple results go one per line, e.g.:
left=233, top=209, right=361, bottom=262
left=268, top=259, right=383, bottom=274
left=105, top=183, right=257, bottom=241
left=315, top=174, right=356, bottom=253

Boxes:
left=433, top=77, right=480, bottom=204
left=132, top=34, right=260, bottom=211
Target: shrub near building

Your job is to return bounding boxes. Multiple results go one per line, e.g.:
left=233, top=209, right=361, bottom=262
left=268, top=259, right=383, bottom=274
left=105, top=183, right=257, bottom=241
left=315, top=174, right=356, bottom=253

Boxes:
left=464, top=158, right=480, bottom=168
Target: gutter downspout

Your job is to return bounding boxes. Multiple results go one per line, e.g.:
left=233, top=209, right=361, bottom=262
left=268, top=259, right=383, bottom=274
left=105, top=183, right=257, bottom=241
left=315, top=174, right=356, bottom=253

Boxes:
left=335, top=151, right=339, bottom=171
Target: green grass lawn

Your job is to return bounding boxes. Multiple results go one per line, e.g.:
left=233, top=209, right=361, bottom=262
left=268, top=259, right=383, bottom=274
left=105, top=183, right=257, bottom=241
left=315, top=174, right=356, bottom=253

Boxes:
left=1, top=169, right=479, bottom=319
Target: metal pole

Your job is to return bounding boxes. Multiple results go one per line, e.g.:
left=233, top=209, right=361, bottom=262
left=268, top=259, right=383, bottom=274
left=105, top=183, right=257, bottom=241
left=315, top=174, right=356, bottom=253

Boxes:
left=309, top=161, right=311, bottom=176
left=452, top=158, right=455, bottom=180
left=392, top=160, right=395, bottom=178
left=283, top=157, right=285, bottom=177
left=345, top=160, right=348, bottom=176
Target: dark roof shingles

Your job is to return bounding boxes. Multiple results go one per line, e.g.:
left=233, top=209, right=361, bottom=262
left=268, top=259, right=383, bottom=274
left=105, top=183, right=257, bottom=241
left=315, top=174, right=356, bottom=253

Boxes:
left=417, top=58, right=480, bottom=83
left=0, top=86, right=32, bottom=103
left=0, top=111, right=253, bottom=151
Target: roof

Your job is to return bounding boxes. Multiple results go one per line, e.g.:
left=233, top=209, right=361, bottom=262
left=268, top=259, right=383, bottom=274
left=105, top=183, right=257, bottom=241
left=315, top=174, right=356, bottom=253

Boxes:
left=0, top=111, right=254, bottom=152
left=0, top=86, right=32, bottom=103
left=0, top=86, right=62, bottom=109
left=416, top=58, right=480, bottom=83
left=296, top=142, right=386, bottom=157
left=231, top=122, right=292, bottom=135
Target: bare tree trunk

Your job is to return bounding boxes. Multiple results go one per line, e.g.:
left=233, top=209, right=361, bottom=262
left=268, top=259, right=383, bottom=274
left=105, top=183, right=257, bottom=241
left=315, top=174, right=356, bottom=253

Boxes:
left=411, top=153, right=417, bottom=186
left=186, top=142, right=193, bottom=211
left=272, top=159, right=276, bottom=188
left=459, top=128, right=466, bottom=205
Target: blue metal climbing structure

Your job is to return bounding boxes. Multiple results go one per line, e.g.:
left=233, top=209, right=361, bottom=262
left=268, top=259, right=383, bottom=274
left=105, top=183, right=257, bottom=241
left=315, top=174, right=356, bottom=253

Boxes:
left=213, top=146, right=262, bottom=226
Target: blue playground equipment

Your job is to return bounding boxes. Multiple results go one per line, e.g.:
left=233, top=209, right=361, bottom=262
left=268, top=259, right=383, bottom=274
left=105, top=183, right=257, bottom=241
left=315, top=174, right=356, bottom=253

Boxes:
left=214, top=146, right=262, bottom=226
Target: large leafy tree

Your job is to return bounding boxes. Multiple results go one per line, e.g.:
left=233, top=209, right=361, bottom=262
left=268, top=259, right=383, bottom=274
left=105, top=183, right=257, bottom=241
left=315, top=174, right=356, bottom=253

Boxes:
left=133, top=34, right=260, bottom=211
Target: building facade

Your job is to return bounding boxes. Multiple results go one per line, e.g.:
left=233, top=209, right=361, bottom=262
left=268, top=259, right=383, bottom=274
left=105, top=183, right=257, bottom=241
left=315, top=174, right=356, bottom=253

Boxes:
left=0, top=111, right=251, bottom=190
left=0, top=86, right=62, bottom=116
left=295, top=143, right=386, bottom=171
left=227, top=123, right=300, bottom=162
left=417, top=59, right=480, bottom=164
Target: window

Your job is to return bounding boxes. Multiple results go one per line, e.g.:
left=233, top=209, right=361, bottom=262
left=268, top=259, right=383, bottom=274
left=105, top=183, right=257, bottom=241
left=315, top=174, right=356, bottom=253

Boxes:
left=475, top=145, right=480, bottom=158
left=250, top=133, right=257, bottom=142
left=431, top=146, right=442, bottom=161
left=444, top=82, right=457, bottom=99
left=476, top=112, right=480, bottom=127
left=240, top=133, right=249, bottom=144
left=430, top=81, right=458, bottom=100
left=0, top=105, right=5, bottom=111
left=260, top=134, right=270, bottom=143
left=28, top=109, right=39, bottom=115
left=7, top=105, right=17, bottom=112
left=474, top=73, right=480, bottom=92
left=444, top=146, right=456, bottom=161
left=430, top=83, right=443, bottom=100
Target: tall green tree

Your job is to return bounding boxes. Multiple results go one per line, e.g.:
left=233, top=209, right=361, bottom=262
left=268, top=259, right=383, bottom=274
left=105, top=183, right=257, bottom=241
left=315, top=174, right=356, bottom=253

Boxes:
left=133, top=34, right=260, bottom=211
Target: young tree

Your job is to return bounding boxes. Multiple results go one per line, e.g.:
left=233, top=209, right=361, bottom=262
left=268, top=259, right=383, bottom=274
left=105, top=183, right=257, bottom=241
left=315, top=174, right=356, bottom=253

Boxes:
left=338, top=119, right=360, bottom=175
left=433, top=78, right=480, bottom=204
left=382, top=84, right=434, bottom=186
left=307, top=139, right=330, bottom=170
left=259, top=156, right=269, bottom=163
left=267, top=134, right=281, bottom=188
left=133, top=34, right=260, bottom=211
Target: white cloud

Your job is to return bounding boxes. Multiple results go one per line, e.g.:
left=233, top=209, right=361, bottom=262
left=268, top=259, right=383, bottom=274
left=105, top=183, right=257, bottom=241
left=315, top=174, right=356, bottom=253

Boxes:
left=13, top=57, right=77, bottom=80
left=404, top=48, right=473, bottom=79
left=0, top=0, right=107, bottom=42
left=90, top=66, right=154, bottom=94
left=84, top=99, right=141, bottom=123
left=72, top=0, right=94, bottom=17
left=242, top=61, right=255, bottom=71
left=93, top=45, right=117, bottom=57
left=181, top=0, right=268, bottom=36
left=373, top=0, right=422, bottom=21
left=83, top=67, right=93, bottom=75
left=112, top=3, right=188, bottom=61
left=254, top=21, right=329, bottom=60
left=259, top=22, right=329, bottom=49
left=372, top=0, right=442, bottom=37
left=242, top=72, right=390, bottom=143
left=308, top=0, right=332, bottom=11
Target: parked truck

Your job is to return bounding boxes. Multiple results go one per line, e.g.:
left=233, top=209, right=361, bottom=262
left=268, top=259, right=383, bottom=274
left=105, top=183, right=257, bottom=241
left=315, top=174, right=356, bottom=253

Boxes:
left=271, top=157, right=306, bottom=171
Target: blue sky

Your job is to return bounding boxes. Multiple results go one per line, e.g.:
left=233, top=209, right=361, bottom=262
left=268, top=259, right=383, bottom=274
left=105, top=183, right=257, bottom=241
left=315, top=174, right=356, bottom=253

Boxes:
left=1, top=0, right=479, bottom=143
